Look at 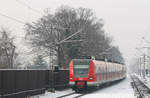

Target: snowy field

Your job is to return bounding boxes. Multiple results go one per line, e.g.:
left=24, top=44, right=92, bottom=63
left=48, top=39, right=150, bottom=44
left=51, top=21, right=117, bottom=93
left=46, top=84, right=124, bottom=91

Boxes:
left=36, top=75, right=135, bottom=98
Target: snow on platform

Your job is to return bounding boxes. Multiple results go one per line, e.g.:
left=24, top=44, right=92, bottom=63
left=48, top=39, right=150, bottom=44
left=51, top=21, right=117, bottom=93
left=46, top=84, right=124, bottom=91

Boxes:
left=81, top=76, right=135, bottom=98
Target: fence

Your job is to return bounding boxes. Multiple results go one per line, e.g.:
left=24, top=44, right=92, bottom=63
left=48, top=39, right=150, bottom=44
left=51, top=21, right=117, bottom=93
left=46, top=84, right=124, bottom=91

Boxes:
left=0, top=70, right=46, bottom=98
left=47, top=70, right=69, bottom=89
left=0, top=69, right=69, bottom=98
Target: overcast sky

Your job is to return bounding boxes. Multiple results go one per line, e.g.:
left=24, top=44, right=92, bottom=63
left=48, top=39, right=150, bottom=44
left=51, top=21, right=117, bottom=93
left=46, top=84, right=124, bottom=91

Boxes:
left=0, top=0, right=150, bottom=64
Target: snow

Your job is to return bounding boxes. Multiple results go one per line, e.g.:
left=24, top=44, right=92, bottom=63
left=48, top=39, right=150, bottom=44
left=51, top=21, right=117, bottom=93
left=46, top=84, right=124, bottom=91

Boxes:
left=137, top=75, right=150, bottom=90
left=35, top=75, right=135, bottom=98
left=81, top=76, right=135, bottom=98
left=38, top=89, right=74, bottom=98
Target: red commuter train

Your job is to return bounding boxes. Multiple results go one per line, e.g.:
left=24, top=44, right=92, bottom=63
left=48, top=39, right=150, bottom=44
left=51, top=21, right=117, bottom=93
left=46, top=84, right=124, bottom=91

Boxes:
left=69, top=59, right=126, bottom=92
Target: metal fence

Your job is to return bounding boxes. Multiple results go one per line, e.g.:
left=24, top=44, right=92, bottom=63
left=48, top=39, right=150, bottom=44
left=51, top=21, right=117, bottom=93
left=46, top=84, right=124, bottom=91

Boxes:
left=0, top=69, right=69, bottom=98
left=0, top=70, right=46, bottom=98
left=46, top=70, right=69, bottom=90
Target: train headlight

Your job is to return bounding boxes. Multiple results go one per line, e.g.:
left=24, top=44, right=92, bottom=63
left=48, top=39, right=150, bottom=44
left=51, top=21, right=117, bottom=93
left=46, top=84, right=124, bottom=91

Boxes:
left=70, top=78, right=73, bottom=80
left=89, top=77, right=93, bottom=80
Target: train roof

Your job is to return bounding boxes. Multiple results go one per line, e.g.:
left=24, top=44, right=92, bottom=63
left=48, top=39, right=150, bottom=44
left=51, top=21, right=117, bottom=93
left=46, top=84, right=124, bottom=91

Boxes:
left=72, top=59, right=125, bottom=66
left=73, top=59, right=91, bottom=61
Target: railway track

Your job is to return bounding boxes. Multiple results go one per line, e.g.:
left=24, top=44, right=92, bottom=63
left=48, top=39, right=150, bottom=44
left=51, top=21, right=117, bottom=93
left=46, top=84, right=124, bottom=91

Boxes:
left=57, top=92, right=86, bottom=98
left=130, top=75, right=150, bottom=98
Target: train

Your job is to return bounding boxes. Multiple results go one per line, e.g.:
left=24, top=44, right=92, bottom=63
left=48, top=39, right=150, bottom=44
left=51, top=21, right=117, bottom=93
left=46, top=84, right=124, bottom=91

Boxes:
left=69, top=58, right=126, bottom=92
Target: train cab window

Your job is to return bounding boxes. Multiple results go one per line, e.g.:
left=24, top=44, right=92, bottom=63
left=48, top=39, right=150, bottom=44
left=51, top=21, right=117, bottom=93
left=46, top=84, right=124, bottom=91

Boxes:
left=73, top=59, right=90, bottom=77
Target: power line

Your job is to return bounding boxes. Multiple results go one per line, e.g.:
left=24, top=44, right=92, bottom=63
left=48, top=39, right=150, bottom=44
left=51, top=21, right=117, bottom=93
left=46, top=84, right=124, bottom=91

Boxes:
left=0, top=12, right=25, bottom=24
left=16, top=0, right=42, bottom=15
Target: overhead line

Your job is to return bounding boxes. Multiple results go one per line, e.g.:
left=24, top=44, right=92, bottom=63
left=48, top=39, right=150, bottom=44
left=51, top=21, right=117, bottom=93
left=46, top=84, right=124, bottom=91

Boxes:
left=0, top=12, right=25, bottom=24
left=16, top=0, right=42, bottom=15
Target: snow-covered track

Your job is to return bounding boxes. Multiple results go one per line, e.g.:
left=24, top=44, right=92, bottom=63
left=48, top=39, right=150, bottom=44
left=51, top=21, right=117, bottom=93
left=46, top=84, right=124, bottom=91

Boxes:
left=73, top=93, right=87, bottom=98
left=130, top=75, right=150, bottom=98
left=57, top=92, right=76, bottom=98
left=57, top=92, right=86, bottom=98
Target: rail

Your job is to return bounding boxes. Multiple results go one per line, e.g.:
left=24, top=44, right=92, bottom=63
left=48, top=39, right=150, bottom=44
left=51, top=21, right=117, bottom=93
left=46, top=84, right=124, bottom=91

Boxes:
left=57, top=92, right=87, bottom=98
left=130, top=75, right=150, bottom=98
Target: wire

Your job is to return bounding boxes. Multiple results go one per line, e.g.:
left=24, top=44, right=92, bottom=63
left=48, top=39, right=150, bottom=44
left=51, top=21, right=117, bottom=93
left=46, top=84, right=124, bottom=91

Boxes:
left=0, top=0, right=43, bottom=24
left=0, top=12, right=25, bottom=24
left=16, top=0, right=42, bottom=15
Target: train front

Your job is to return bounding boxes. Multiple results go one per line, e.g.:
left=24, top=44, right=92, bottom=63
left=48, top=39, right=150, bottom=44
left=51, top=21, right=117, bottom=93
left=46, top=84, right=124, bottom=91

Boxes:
left=69, top=59, right=96, bottom=92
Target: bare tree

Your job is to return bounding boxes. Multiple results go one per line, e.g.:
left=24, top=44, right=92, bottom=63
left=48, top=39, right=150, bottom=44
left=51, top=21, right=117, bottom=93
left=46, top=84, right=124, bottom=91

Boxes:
left=25, top=6, right=125, bottom=68
left=0, top=28, right=16, bottom=69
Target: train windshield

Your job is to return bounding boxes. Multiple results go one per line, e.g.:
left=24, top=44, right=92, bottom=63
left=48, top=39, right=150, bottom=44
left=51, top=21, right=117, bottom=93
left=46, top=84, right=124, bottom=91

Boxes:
left=73, top=59, right=90, bottom=77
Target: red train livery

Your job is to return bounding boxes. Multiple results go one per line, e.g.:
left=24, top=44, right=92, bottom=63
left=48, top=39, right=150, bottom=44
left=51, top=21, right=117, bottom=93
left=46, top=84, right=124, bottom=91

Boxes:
left=69, top=59, right=126, bottom=92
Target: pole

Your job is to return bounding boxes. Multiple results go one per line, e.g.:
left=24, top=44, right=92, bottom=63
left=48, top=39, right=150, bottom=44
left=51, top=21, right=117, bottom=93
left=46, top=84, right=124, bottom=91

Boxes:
left=138, top=58, right=140, bottom=75
left=48, top=29, right=82, bottom=92
left=104, top=55, right=108, bottom=80
left=139, top=57, right=141, bottom=76
left=49, top=25, right=55, bottom=93
left=143, top=54, right=146, bottom=79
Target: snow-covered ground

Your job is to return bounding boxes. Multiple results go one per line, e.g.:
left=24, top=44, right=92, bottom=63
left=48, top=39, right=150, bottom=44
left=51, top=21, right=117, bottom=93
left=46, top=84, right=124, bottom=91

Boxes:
left=37, top=89, right=74, bottom=98
left=137, top=75, right=150, bottom=90
left=35, top=75, right=135, bottom=98
left=81, top=76, right=135, bottom=98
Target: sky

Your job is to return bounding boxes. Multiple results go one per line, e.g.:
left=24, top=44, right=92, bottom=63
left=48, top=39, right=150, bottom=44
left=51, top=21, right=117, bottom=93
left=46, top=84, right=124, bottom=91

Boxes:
left=0, top=0, right=150, bottom=64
